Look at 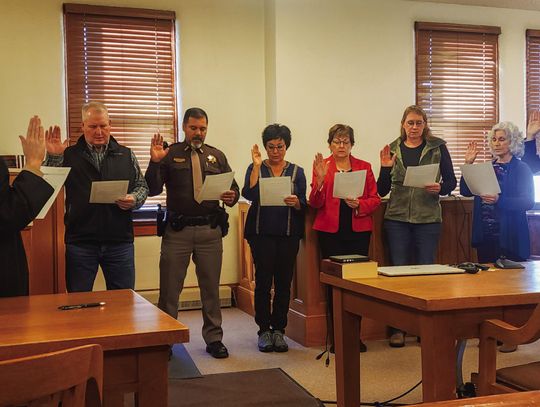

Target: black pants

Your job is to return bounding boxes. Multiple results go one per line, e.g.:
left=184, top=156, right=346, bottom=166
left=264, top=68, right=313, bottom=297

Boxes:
left=476, top=238, right=525, bottom=263
left=318, top=231, right=371, bottom=345
left=248, top=235, right=300, bottom=333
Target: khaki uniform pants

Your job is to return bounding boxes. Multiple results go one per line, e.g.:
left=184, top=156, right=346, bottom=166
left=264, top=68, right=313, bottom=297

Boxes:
left=158, top=224, right=223, bottom=344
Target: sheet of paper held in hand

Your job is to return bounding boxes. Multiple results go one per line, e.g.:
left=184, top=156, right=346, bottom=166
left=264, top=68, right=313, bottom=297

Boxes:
left=333, top=170, right=366, bottom=199
left=259, top=176, right=291, bottom=206
left=460, top=162, right=501, bottom=195
left=197, top=171, right=235, bottom=201
left=403, top=163, right=439, bottom=188
left=36, top=166, right=71, bottom=219
left=89, top=180, right=129, bottom=204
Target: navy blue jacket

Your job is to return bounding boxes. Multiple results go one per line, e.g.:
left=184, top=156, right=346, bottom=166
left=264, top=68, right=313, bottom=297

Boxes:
left=242, top=162, right=307, bottom=238
left=523, top=139, right=540, bottom=174
left=460, top=156, right=534, bottom=260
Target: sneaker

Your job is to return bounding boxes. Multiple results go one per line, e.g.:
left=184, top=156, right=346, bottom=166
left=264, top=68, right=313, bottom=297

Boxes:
left=205, top=341, right=229, bottom=358
left=272, top=330, right=289, bottom=352
left=389, top=331, right=405, bottom=348
left=258, top=330, right=274, bottom=352
left=499, top=343, right=518, bottom=353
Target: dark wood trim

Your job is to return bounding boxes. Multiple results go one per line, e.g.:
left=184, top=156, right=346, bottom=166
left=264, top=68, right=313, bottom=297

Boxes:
left=134, top=220, right=157, bottom=237
left=415, top=21, right=501, bottom=35
left=526, top=29, right=540, bottom=38
left=63, top=3, right=175, bottom=20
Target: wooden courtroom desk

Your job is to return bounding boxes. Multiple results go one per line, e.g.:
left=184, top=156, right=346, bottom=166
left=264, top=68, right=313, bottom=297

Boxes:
left=0, top=289, right=188, bottom=407
left=320, top=261, right=540, bottom=406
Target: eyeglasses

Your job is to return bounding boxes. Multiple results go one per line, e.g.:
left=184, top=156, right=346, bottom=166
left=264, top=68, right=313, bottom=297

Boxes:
left=266, top=144, right=285, bottom=151
left=331, top=139, right=351, bottom=146
left=405, top=120, right=425, bottom=127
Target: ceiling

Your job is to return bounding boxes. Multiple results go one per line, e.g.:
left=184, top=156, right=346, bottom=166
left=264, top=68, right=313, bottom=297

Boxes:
left=405, top=0, right=540, bottom=11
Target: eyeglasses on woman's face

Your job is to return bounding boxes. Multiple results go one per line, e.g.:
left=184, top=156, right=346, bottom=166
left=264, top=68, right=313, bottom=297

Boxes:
left=331, top=138, right=351, bottom=146
left=405, top=120, right=425, bottom=128
left=266, top=143, right=286, bottom=152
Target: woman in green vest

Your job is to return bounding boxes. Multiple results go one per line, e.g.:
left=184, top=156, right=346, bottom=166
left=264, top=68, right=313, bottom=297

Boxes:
left=377, top=105, right=457, bottom=347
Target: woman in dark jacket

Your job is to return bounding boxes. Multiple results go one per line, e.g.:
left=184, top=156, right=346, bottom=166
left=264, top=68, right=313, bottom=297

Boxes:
left=242, top=124, right=307, bottom=353
left=460, top=121, right=534, bottom=263
left=1, top=116, right=54, bottom=297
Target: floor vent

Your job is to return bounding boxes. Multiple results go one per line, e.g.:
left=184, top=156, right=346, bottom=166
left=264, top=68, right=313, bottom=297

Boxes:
left=137, top=286, right=232, bottom=311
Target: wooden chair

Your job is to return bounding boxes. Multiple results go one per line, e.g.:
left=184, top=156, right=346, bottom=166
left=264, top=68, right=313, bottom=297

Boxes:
left=476, top=303, right=540, bottom=396
left=0, top=344, right=103, bottom=407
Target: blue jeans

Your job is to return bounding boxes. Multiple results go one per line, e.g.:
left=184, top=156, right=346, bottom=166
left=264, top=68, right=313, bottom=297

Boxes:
left=384, top=220, right=441, bottom=266
left=66, top=242, right=135, bottom=292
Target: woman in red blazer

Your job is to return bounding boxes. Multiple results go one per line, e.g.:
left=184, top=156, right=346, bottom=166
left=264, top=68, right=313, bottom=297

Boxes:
left=309, top=124, right=381, bottom=352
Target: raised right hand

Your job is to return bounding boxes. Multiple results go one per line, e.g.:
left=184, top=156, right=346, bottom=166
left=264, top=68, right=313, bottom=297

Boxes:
left=150, top=132, right=169, bottom=163
left=251, top=144, right=262, bottom=167
left=20, top=116, right=46, bottom=171
left=527, top=111, right=540, bottom=141
left=379, top=145, right=396, bottom=168
left=45, top=124, right=68, bottom=155
left=313, top=152, right=328, bottom=187
left=464, top=141, right=479, bottom=164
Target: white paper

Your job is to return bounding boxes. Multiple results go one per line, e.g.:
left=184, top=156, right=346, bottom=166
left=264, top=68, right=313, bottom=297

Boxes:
left=403, top=164, right=439, bottom=188
left=197, top=172, right=235, bottom=202
left=89, top=180, right=129, bottom=204
left=333, top=170, right=366, bottom=199
left=460, top=162, right=501, bottom=196
left=36, top=166, right=71, bottom=219
left=259, top=176, right=291, bottom=206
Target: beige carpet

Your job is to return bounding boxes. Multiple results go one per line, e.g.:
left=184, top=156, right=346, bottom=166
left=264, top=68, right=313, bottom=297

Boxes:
left=179, top=307, right=540, bottom=406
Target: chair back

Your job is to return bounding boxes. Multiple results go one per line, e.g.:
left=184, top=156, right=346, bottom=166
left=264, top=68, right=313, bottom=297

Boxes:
left=0, top=344, right=103, bottom=407
left=477, top=303, right=540, bottom=395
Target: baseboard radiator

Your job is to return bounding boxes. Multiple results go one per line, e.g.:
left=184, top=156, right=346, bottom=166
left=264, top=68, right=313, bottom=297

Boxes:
left=137, top=286, right=232, bottom=311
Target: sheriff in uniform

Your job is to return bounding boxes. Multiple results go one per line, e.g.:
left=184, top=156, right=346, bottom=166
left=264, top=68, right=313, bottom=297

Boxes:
left=145, top=107, right=239, bottom=359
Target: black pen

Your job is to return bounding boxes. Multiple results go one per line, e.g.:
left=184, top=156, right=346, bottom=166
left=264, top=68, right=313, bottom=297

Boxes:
left=58, top=302, right=106, bottom=310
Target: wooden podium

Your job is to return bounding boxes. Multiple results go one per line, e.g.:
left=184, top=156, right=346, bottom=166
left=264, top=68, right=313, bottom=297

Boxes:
left=10, top=170, right=66, bottom=294
left=236, top=198, right=476, bottom=346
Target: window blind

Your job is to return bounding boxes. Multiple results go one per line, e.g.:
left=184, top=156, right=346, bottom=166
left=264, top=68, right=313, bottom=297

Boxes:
left=64, top=4, right=177, bottom=207
left=415, top=22, right=500, bottom=183
left=527, top=30, right=540, bottom=117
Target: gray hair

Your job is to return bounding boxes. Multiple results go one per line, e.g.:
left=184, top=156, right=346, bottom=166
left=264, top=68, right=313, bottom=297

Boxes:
left=487, top=121, right=524, bottom=158
left=81, top=101, right=109, bottom=122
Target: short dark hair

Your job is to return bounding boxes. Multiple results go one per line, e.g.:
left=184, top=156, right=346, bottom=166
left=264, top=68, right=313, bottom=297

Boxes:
left=183, top=107, right=208, bottom=124
left=327, top=124, right=355, bottom=146
left=262, top=124, right=292, bottom=148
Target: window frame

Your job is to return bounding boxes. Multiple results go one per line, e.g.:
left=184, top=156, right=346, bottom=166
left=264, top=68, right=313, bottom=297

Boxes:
left=63, top=4, right=178, bottom=233
left=415, top=21, right=501, bottom=189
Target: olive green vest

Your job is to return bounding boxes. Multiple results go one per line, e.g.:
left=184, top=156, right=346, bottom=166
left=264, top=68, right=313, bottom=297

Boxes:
left=384, top=136, right=445, bottom=224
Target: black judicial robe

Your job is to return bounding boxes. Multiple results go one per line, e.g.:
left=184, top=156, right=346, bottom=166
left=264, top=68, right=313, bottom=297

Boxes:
left=0, top=159, right=54, bottom=297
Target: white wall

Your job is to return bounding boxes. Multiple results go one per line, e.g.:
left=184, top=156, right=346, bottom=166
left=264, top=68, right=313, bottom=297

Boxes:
left=271, top=0, right=540, bottom=177
left=2, top=0, right=540, bottom=289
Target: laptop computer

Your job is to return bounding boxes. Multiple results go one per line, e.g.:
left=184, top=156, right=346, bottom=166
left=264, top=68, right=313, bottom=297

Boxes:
left=378, top=264, right=465, bottom=277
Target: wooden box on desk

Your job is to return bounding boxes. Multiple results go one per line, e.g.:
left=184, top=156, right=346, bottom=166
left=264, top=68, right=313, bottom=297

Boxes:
left=320, top=259, right=378, bottom=280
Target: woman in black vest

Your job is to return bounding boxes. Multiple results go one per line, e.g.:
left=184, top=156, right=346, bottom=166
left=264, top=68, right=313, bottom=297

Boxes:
left=242, top=124, right=307, bottom=353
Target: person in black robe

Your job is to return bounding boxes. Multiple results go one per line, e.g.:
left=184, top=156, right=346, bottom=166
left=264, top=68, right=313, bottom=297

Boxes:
left=0, top=116, right=54, bottom=297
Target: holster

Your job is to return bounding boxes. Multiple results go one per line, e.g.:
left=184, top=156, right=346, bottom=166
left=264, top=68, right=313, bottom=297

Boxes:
left=211, top=205, right=229, bottom=237
left=156, top=204, right=168, bottom=237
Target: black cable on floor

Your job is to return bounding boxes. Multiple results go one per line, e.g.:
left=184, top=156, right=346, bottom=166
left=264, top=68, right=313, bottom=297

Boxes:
left=319, top=379, right=421, bottom=406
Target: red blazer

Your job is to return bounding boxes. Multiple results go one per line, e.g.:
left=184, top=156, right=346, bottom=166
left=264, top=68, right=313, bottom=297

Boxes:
left=309, top=155, right=380, bottom=233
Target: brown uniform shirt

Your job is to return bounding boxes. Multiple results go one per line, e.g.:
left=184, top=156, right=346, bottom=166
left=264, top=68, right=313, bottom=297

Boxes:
left=145, top=141, right=239, bottom=216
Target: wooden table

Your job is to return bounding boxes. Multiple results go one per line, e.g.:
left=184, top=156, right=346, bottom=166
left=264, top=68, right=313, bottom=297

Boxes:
left=0, top=289, right=189, bottom=406
left=320, top=262, right=540, bottom=406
